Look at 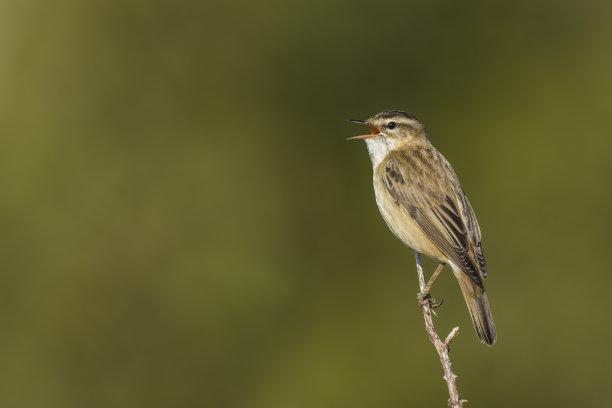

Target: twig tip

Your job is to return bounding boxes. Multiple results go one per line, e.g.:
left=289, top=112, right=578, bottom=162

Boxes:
left=445, top=327, right=460, bottom=347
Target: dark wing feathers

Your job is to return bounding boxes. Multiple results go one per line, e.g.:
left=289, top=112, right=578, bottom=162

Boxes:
left=474, top=244, right=487, bottom=279
left=458, top=190, right=487, bottom=278
left=382, top=150, right=487, bottom=285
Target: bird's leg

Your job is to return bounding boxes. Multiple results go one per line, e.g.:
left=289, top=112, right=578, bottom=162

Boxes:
left=416, top=257, right=445, bottom=309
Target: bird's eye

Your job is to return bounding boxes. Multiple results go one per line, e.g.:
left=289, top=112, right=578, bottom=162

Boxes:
left=387, top=121, right=397, bottom=130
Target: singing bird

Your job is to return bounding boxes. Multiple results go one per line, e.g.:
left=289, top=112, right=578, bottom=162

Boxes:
left=348, top=110, right=496, bottom=345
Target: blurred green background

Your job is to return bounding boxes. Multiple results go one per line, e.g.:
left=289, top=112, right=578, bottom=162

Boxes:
left=1, top=0, right=611, bottom=407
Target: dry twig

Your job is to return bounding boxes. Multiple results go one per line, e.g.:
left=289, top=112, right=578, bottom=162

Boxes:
left=414, top=253, right=464, bottom=408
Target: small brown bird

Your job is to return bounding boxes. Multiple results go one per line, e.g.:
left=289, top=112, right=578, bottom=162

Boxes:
left=348, top=110, right=496, bottom=345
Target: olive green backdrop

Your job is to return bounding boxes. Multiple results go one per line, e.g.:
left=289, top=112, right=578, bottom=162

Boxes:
left=1, top=0, right=611, bottom=407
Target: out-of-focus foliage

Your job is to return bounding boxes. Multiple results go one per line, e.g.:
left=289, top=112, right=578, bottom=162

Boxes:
left=1, top=0, right=611, bottom=407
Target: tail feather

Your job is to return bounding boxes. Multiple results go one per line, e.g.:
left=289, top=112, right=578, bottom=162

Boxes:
left=456, top=272, right=496, bottom=346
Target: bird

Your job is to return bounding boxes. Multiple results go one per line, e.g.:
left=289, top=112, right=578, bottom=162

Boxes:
left=348, top=110, right=496, bottom=345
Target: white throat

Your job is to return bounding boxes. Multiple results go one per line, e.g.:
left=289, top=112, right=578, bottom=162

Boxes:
left=365, top=136, right=398, bottom=170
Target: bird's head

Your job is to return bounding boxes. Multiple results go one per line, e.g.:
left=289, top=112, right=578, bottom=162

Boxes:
left=348, top=110, right=428, bottom=167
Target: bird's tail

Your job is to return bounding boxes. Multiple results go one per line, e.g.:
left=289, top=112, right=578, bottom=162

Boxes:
left=456, top=271, right=496, bottom=346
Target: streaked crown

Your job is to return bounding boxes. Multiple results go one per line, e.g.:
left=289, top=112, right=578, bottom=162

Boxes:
left=367, top=110, right=427, bottom=141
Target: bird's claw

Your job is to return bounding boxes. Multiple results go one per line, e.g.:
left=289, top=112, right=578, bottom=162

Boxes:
left=417, top=291, right=443, bottom=309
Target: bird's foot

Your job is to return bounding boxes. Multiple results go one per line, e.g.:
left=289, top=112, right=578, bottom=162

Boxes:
left=417, top=291, right=443, bottom=309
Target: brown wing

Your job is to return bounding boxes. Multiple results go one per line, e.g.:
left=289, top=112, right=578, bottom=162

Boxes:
left=381, top=149, right=487, bottom=286
left=457, top=189, right=487, bottom=278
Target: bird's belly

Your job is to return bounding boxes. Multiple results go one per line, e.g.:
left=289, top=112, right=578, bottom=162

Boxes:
left=374, top=184, right=447, bottom=263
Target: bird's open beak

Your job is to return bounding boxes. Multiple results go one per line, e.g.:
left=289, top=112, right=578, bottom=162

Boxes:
left=347, top=119, right=380, bottom=140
